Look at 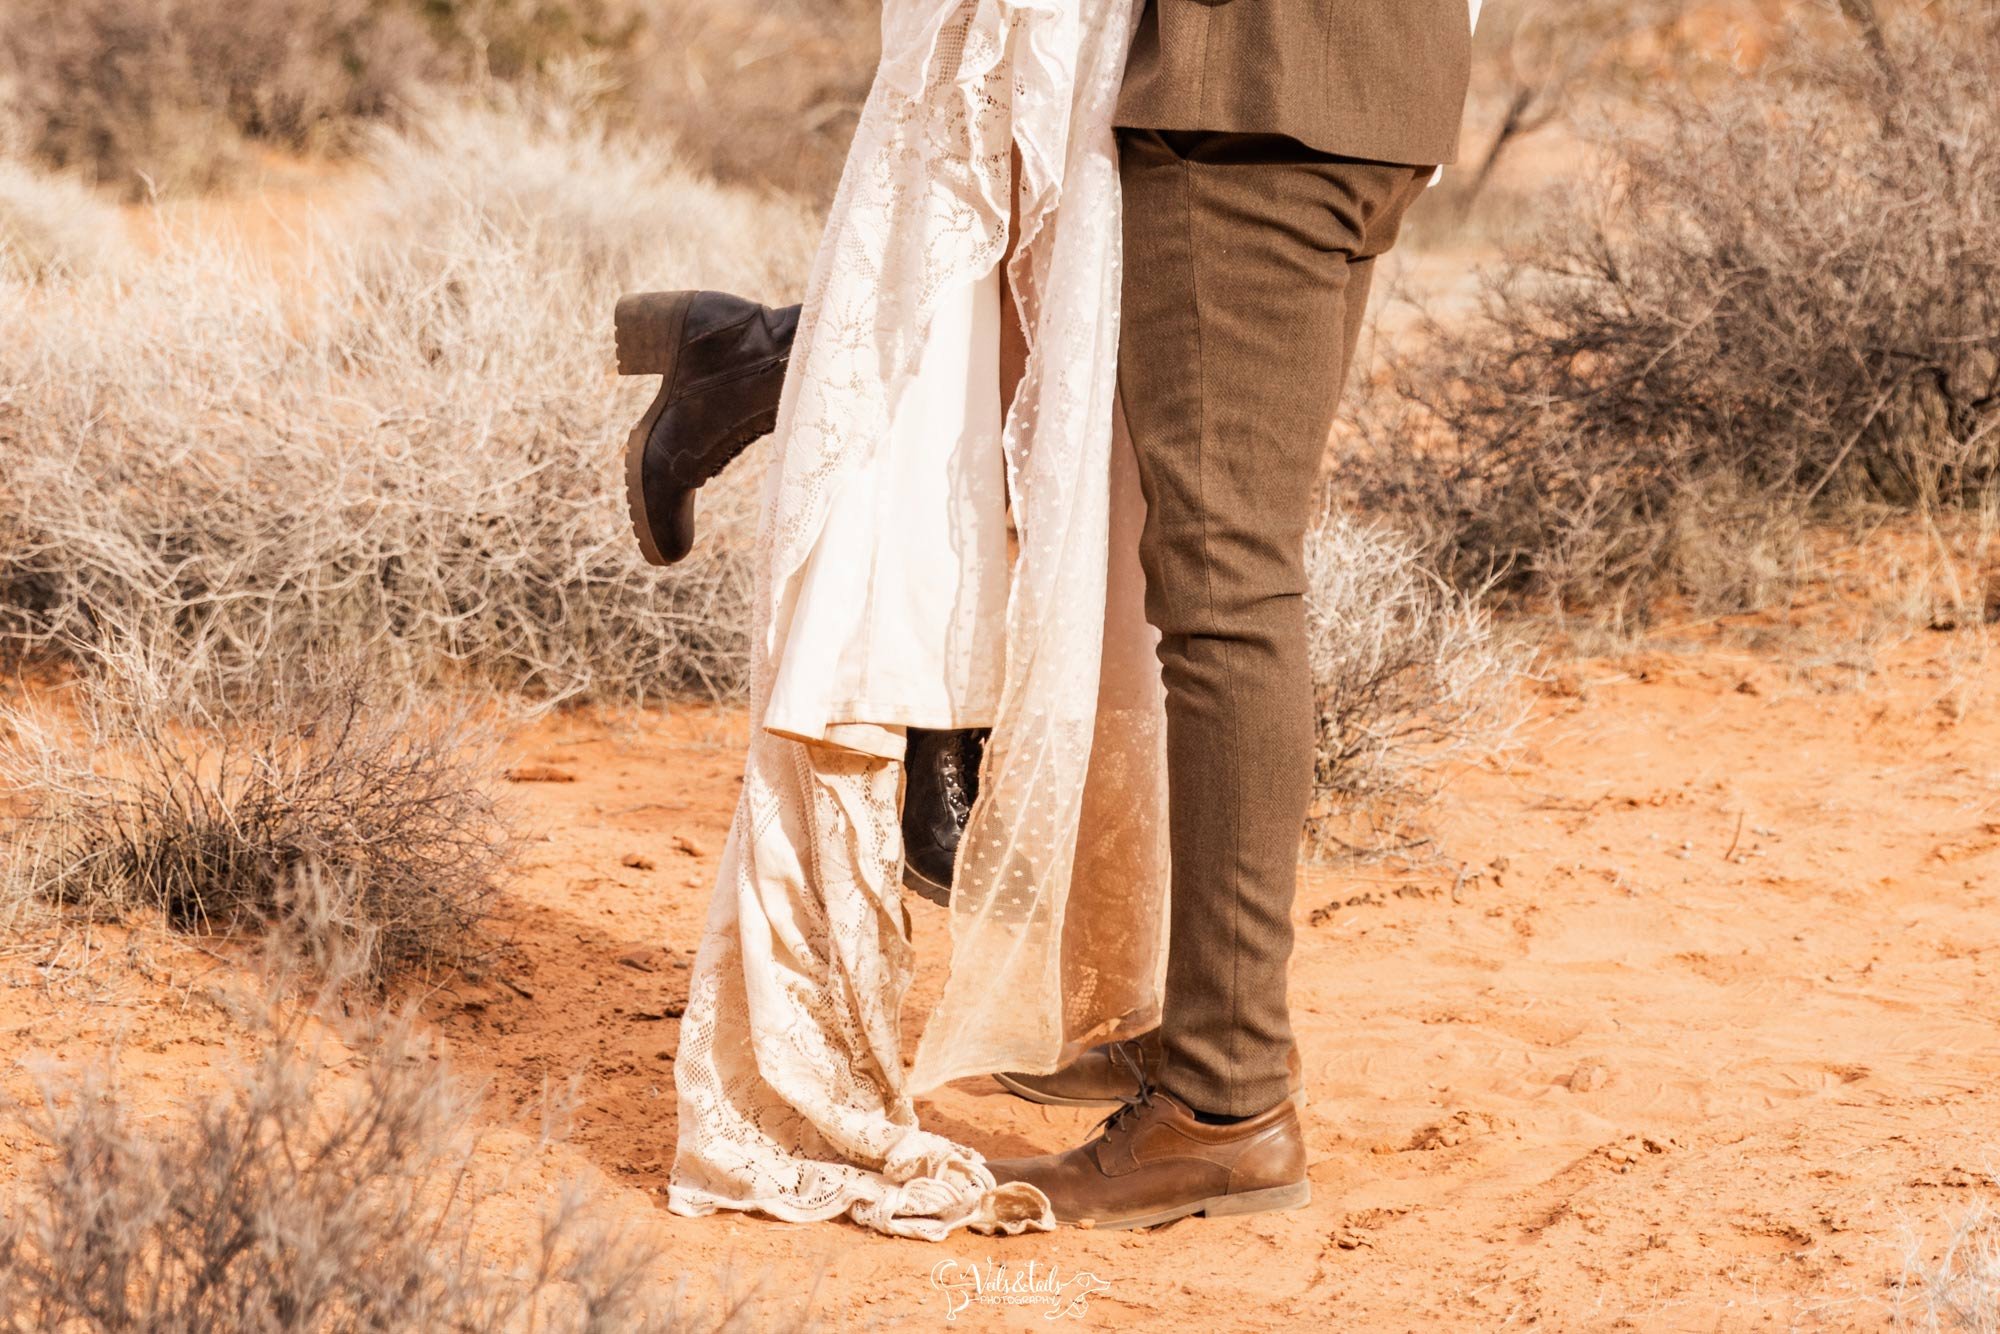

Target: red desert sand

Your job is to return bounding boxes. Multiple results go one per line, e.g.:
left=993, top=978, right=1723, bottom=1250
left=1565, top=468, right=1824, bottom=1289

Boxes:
left=4, top=615, right=1995, bottom=1329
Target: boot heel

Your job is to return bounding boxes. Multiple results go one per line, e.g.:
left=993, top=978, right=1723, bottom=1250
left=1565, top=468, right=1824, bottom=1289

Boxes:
left=1202, top=1181, right=1311, bottom=1219
left=614, top=291, right=697, bottom=376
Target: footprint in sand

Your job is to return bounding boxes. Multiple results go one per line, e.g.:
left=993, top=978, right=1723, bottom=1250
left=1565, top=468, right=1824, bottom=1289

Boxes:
left=1400, top=1109, right=1512, bottom=1152
left=1567, top=1058, right=1612, bottom=1092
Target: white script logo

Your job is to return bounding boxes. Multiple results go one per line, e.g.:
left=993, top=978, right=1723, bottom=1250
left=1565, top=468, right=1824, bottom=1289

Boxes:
left=930, top=1257, right=1110, bottom=1320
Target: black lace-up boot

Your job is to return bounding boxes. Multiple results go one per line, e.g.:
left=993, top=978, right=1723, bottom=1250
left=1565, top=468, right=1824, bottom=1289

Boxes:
left=900, top=726, right=989, bottom=908
left=614, top=291, right=800, bottom=566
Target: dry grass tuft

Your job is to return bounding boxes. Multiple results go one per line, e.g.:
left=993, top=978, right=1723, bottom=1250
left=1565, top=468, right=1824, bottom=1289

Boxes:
left=1898, top=1199, right=2000, bottom=1332
left=0, top=929, right=801, bottom=1332
left=1303, top=511, right=1526, bottom=859
left=0, top=158, right=126, bottom=282
left=0, top=652, right=514, bottom=981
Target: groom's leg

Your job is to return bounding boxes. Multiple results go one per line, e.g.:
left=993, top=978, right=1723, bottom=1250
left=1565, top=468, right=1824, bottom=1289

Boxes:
left=1118, top=129, right=1433, bottom=1118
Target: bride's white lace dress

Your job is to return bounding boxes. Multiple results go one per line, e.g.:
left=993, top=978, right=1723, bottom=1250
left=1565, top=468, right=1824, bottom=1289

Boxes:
left=667, top=0, right=1172, bottom=1240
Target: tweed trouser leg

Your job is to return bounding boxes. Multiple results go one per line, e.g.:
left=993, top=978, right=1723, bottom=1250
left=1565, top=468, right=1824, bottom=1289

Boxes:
left=1117, top=129, right=1434, bottom=1117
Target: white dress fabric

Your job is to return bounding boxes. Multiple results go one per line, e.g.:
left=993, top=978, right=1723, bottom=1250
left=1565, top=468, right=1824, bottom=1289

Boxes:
left=762, top=269, right=1010, bottom=761
left=669, top=0, right=1172, bottom=1240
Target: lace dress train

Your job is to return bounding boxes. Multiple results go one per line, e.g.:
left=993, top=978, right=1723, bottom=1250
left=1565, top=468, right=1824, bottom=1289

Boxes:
left=669, top=742, right=1050, bottom=1238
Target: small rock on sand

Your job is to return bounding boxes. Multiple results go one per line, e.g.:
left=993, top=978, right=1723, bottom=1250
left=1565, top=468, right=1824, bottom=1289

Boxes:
left=505, top=764, right=576, bottom=783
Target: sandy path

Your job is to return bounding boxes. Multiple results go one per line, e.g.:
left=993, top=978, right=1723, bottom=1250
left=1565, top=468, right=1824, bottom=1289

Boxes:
left=3, top=627, right=1994, bottom=1329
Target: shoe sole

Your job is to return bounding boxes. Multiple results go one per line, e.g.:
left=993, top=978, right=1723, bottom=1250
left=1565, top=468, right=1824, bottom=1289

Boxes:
left=615, top=292, right=697, bottom=568
left=991, top=1071, right=1126, bottom=1109
left=992, top=1074, right=1310, bottom=1113
left=1078, top=1180, right=1312, bottom=1232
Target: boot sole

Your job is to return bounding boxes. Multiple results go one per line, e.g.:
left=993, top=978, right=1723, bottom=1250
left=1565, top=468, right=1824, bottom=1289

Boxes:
left=615, top=292, right=697, bottom=568
left=1079, top=1180, right=1312, bottom=1232
left=901, top=862, right=953, bottom=910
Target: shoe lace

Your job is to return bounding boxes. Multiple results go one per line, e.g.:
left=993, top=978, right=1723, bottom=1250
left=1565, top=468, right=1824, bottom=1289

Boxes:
left=1091, top=1039, right=1156, bottom=1139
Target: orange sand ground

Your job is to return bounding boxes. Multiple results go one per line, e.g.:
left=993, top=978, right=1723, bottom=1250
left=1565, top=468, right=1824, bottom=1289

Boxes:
left=4, top=616, right=1996, bottom=1330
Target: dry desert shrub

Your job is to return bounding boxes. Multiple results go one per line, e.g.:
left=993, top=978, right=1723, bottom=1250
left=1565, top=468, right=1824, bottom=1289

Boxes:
left=1303, top=512, right=1525, bottom=858
left=0, top=158, right=126, bottom=282
left=350, top=73, right=814, bottom=303
left=0, top=0, right=450, bottom=197
left=0, top=940, right=793, bottom=1333
left=0, top=653, right=513, bottom=981
left=1415, top=0, right=1704, bottom=241
left=0, top=90, right=813, bottom=703
left=619, top=0, right=877, bottom=203
left=0, top=0, right=815, bottom=202
left=1346, top=9, right=2000, bottom=622
left=409, top=0, right=643, bottom=83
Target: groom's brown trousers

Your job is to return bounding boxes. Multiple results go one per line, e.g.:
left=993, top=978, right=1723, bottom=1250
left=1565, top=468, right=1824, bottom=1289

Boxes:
left=1118, top=130, right=1436, bottom=1118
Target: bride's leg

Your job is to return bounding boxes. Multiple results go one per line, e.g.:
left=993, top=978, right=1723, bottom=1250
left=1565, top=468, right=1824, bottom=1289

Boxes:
left=670, top=121, right=1042, bottom=1248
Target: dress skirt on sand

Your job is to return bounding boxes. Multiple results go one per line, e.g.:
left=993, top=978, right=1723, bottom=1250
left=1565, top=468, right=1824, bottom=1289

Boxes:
left=667, top=0, right=1176, bottom=1240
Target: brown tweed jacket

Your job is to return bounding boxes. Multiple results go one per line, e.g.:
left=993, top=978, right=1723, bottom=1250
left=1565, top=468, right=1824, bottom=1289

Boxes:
left=1116, top=0, right=1474, bottom=167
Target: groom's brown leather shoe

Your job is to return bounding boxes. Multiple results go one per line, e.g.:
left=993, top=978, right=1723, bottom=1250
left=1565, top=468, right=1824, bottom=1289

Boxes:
left=987, top=1090, right=1310, bottom=1230
left=996, top=1033, right=1304, bottom=1109
left=614, top=291, right=800, bottom=566
left=994, top=1034, right=1164, bottom=1107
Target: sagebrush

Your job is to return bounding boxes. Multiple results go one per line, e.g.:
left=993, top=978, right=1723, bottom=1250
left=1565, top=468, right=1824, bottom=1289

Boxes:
left=0, top=946, right=799, bottom=1332
left=1303, top=512, right=1523, bottom=858
left=0, top=0, right=441, bottom=195
left=1345, top=9, right=2000, bottom=620
left=0, top=0, right=646, bottom=196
